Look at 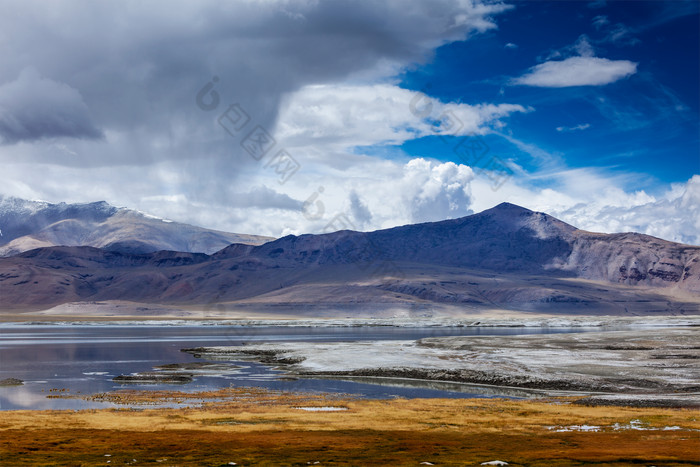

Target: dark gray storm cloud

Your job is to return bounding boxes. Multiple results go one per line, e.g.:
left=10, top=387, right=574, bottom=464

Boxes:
left=235, top=186, right=302, bottom=211
left=0, top=1, right=506, bottom=164
left=349, top=189, right=372, bottom=228
left=0, top=68, right=103, bottom=144
left=0, top=0, right=508, bottom=221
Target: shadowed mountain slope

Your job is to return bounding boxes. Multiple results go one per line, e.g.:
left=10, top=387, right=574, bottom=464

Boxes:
left=0, top=203, right=698, bottom=314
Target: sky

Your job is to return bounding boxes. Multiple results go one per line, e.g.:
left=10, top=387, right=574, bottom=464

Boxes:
left=0, top=0, right=699, bottom=244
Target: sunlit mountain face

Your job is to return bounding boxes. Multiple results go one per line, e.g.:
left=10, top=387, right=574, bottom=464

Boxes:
left=0, top=196, right=272, bottom=256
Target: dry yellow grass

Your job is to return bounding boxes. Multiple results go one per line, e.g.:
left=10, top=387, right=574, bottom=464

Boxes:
left=1, top=388, right=699, bottom=466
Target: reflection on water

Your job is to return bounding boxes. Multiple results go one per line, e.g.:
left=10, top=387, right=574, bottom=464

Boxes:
left=323, top=376, right=581, bottom=398
left=0, top=324, right=600, bottom=410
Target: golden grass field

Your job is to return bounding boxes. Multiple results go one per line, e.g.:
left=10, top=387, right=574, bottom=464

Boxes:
left=1, top=387, right=698, bottom=466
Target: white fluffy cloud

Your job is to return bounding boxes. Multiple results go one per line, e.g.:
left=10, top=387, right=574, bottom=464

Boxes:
left=0, top=155, right=476, bottom=237
left=397, top=158, right=475, bottom=225
left=551, top=175, right=700, bottom=246
left=261, top=157, right=476, bottom=236
left=513, top=56, right=637, bottom=87
left=249, top=162, right=700, bottom=246
left=276, top=83, right=529, bottom=151
left=470, top=171, right=700, bottom=246
left=4, top=150, right=699, bottom=246
left=556, top=123, right=591, bottom=132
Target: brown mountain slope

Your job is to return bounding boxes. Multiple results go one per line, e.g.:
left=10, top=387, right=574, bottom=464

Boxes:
left=0, top=203, right=698, bottom=314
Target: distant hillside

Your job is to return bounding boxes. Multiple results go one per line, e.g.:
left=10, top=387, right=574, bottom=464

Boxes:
left=223, top=202, right=698, bottom=292
left=0, top=203, right=698, bottom=314
left=0, top=196, right=273, bottom=256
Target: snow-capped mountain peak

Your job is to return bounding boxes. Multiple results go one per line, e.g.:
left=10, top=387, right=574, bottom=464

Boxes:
left=0, top=196, right=273, bottom=256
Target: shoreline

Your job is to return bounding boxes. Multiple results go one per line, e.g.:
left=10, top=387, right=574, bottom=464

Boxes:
left=2, top=314, right=699, bottom=328
left=308, top=374, right=700, bottom=409
left=300, top=373, right=700, bottom=409
left=3, top=298, right=699, bottom=324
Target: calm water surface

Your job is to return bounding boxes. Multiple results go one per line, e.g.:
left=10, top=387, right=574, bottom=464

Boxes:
left=1, top=324, right=603, bottom=410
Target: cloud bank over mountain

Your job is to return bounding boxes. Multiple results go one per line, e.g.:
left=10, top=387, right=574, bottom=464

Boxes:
left=0, top=0, right=696, bottom=245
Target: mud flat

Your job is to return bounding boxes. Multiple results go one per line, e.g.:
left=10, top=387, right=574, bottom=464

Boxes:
left=1, top=387, right=699, bottom=466
left=110, top=361, right=245, bottom=385
left=112, top=373, right=194, bottom=384
left=0, top=378, right=23, bottom=387
left=184, top=327, right=700, bottom=407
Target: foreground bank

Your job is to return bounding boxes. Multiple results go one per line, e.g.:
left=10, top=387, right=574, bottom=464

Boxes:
left=1, top=387, right=698, bottom=466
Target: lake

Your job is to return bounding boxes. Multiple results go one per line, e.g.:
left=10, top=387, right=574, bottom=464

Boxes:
left=0, top=324, right=604, bottom=410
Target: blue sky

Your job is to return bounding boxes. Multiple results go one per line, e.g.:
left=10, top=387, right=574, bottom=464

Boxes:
left=0, top=0, right=699, bottom=244
left=397, top=0, right=699, bottom=191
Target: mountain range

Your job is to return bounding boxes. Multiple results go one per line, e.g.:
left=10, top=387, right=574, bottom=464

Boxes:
left=0, top=200, right=698, bottom=315
left=0, top=196, right=272, bottom=256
